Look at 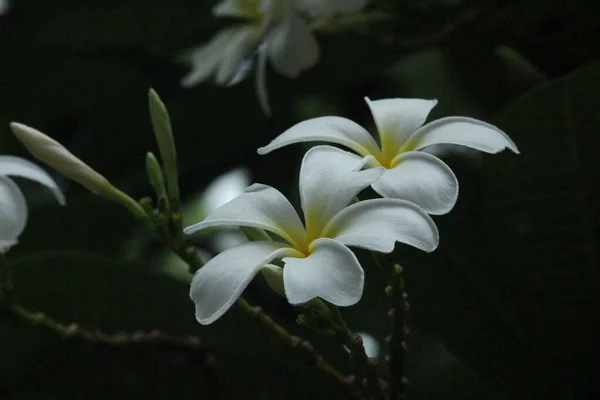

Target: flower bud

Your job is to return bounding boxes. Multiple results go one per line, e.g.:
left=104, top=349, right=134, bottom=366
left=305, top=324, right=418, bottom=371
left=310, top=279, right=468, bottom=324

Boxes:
left=261, top=264, right=285, bottom=297
left=10, top=122, right=114, bottom=196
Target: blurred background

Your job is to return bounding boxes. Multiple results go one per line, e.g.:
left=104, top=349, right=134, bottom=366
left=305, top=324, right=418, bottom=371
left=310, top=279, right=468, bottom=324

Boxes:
left=1, top=0, right=599, bottom=399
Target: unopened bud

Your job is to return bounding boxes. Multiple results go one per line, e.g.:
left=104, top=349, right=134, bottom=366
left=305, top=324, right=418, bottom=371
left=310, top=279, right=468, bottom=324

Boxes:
left=261, top=264, right=285, bottom=297
left=10, top=122, right=112, bottom=196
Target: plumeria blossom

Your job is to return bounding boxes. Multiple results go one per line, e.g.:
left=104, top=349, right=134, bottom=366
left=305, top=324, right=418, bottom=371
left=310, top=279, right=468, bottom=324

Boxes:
left=185, top=145, right=438, bottom=325
left=180, top=0, right=368, bottom=114
left=0, top=156, right=64, bottom=252
left=258, top=97, right=519, bottom=215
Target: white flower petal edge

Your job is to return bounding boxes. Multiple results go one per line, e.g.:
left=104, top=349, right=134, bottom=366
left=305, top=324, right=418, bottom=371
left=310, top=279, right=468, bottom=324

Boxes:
left=0, top=155, right=65, bottom=204
left=283, top=238, right=364, bottom=306
left=0, top=177, right=27, bottom=247
left=323, top=198, right=439, bottom=253
left=365, top=97, right=438, bottom=158
left=258, top=116, right=381, bottom=157
left=294, top=0, right=368, bottom=19
left=184, top=183, right=306, bottom=249
left=190, top=241, right=299, bottom=325
left=406, top=116, right=520, bottom=154
left=372, top=152, right=458, bottom=215
left=299, top=146, right=383, bottom=238
left=265, top=8, right=319, bottom=78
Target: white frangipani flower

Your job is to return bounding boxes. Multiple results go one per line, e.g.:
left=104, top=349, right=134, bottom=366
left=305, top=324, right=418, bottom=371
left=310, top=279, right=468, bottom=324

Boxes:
left=0, top=156, right=64, bottom=252
left=258, top=97, right=519, bottom=215
left=180, top=0, right=367, bottom=114
left=185, top=145, right=438, bottom=324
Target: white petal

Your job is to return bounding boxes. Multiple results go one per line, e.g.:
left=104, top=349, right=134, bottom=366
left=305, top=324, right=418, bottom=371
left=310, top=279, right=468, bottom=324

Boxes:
left=212, top=0, right=258, bottom=18
left=323, top=198, right=439, bottom=253
left=282, top=238, right=364, bottom=306
left=184, top=183, right=307, bottom=250
left=405, top=116, right=520, bottom=154
left=299, top=146, right=383, bottom=239
left=190, top=241, right=297, bottom=324
left=216, top=25, right=261, bottom=86
left=258, top=116, right=381, bottom=157
left=371, top=151, right=458, bottom=215
left=0, top=155, right=65, bottom=205
left=265, top=9, right=319, bottom=78
left=365, top=97, right=438, bottom=159
left=180, top=29, right=235, bottom=88
left=202, top=168, right=251, bottom=213
left=0, top=177, right=27, bottom=244
left=255, top=43, right=272, bottom=115
left=294, top=0, right=368, bottom=19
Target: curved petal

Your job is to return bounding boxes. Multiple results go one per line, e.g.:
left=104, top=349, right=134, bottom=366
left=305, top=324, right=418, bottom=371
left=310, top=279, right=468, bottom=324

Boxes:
left=405, top=116, right=520, bottom=154
left=180, top=28, right=236, bottom=88
left=265, top=9, right=319, bottom=78
left=282, top=238, right=364, bottom=306
left=184, top=183, right=307, bottom=249
left=323, top=198, right=438, bottom=253
left=299, top=146, right=384, bottom=239
left=294, top=0, right=368, bottom=19
left=255, top=43, right=272, bottom=115
left=216, top=25, right=261, bottom=86
left=213, top=0, right=259, bottom=18
left=190, top=241, right=298, bottom=324
left=371, top=151, right=458, bottom=215
left=0, top=177, right=27, bottom=243
left=0, top=155, right=65, bottom=204
left=258, top=116, right=381, bottom=157
left=365, top=97, right=438, bottom=160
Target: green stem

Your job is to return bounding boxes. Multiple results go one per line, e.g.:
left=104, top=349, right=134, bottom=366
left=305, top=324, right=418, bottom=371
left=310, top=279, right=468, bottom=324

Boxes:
left=8, top=304, right=205, bottom=352
left=327, top=306, right=388, bottom=400
left=0, top=254, right=14, bottom=305
left=107, top=188, right=155, bottom=232
left=386, top=265, right=409, bottom=400
left=236, top=297, right=361, bottom=399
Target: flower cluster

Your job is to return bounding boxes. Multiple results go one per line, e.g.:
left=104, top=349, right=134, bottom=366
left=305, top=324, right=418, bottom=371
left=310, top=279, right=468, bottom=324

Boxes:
left=180, top=0, right=368, bottom=114
left=186, top=97, right=519, bottom=324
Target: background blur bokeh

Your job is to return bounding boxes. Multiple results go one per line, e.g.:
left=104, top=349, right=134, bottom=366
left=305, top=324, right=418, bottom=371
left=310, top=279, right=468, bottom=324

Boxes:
left=1, top=0, right=599, bottom=399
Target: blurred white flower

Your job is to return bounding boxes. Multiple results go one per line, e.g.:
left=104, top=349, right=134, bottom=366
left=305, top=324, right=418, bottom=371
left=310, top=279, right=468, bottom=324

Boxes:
left=202, top=167, right=251, bottom=213
left=0, top=156, right=64, bottom=252
left=343, top=332, right=380, bottom=359
left=180, top=0, right=368, bottom=114
left=0, top=0, right=9, bottom=16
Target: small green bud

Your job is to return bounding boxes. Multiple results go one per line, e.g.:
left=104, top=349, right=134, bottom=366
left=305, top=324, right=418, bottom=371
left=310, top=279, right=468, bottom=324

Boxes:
left=145, top=152, right=168, bottom=204
left=261, top=264, right=285, bottom=297
left=241, top=226, right=272, bottom=242
left=148, top=88, right=179, bottom=209
left=306, top=298, right=332, bottom=320
left=11, top=122, right=113, bottom=196
left=11, top=122, right=149, bottom=223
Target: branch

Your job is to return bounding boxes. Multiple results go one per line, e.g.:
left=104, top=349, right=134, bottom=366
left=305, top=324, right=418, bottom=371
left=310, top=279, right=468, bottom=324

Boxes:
left=386, top=265, right=409, bottom=400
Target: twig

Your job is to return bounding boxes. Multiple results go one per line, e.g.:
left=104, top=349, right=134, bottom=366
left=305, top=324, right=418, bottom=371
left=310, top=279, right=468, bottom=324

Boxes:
left=7, top=303, right=206, bottom=352
left=385, top=265, right=409, bottom=400
left=237, top=297, right=363, bottom=399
